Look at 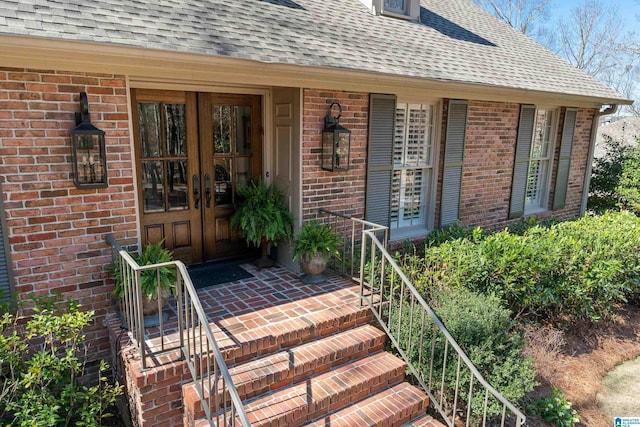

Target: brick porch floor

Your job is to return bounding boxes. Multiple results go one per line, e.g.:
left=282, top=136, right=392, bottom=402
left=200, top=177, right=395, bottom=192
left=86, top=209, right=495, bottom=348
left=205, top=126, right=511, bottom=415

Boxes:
left=108, top=262, right=442, bottom=426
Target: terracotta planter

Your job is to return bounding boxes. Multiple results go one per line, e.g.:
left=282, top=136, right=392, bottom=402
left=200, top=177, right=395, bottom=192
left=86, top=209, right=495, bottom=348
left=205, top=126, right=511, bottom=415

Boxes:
left=141, top=289, right=170, bottom=316
left=300, top=251, right=328, bottom=283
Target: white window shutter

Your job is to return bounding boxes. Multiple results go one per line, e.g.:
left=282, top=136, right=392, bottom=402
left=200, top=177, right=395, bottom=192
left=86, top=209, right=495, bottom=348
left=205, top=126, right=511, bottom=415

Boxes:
left=553, top=108, right=577, bottom=210
left=366, top=94, right=396, bottom=227
left=510, top=105, right=536, bottom=219
left=440, top=100, right=468, bottom=227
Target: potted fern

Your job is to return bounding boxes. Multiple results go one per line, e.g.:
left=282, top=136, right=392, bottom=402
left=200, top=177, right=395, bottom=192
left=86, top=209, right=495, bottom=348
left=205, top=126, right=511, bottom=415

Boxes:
left=110, top=241, right=176, bottom=316
left=293, top=220, right=341, bottom=283
left=230, top=181, right=293, bottom=269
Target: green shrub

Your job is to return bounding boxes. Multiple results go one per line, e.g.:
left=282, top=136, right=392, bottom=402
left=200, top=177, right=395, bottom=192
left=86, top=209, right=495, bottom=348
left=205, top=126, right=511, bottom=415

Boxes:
left=617, top=144, right=640, bottom=214
left=589, top=136, right=640, bottom=215
left=524, top=387, right=579, bottom=426
left=0, top=296, right=122, bottom=426
left=391, top=287, right=535, bottom=421
left=410, top=211, right=640, bottom=322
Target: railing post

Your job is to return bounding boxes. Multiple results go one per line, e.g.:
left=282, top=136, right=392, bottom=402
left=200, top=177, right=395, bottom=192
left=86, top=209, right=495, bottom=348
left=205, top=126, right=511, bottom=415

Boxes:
left=135, top=268, right=146, bottom=371
left=359, top=229, right=367, bottom=307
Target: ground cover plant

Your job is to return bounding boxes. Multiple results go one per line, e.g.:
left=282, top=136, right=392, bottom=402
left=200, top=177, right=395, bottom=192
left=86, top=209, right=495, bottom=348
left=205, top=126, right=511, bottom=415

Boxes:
left=0, top=295, right=122, bottom=426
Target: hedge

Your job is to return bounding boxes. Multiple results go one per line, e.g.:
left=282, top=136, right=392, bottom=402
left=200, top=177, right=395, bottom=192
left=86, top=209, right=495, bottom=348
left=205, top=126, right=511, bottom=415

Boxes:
left=404, top=211, right=640, bottom=322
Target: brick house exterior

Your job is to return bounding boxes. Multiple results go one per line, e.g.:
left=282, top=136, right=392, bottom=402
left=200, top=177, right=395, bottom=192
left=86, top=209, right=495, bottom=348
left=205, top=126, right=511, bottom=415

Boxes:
left=0, top=0, right=631, bottom=406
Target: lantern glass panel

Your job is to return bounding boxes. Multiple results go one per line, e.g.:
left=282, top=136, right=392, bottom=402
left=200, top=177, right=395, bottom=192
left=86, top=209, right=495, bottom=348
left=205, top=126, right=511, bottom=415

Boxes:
left=73, top=132, right=106, bottom=186
left=335, top=131, right=350, bottom=170
left=322, top=130, right=335, bottom=170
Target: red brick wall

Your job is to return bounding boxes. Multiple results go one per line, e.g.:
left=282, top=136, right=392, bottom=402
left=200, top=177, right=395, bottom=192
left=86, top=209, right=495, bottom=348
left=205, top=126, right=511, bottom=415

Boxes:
left=453, top=101, right=595, bottom=229
left=456, top=101, right=520, bottom=227
left=301, top=90, right=369, bottom=221
left=0, top=67, right=137, bottom=361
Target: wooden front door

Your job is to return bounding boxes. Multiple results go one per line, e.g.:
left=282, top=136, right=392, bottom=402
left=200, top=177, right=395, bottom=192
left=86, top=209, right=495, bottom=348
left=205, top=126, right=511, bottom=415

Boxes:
left=132, top=90, right=262, bottom=265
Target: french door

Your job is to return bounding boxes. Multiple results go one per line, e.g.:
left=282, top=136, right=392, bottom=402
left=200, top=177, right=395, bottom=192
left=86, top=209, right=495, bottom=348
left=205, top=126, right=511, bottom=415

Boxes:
left=131, top=89, right=262, bottom=264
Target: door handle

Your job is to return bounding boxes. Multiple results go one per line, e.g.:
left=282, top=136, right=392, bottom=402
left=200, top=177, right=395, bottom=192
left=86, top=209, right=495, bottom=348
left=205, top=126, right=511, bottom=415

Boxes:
left=204, top=174, right=212, bottom=208
left=192, top=174, right=200, bottom=209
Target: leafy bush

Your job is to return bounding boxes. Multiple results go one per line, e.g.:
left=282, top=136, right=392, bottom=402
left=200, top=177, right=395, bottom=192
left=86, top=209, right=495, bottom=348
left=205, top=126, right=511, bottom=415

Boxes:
left=409, top=211, right=640, bottom=322
left=524, top=388, right=579, bottom=427
left=589, top=136, right=640, bottom=215
left=617, top=144, right=640, bottom=214
left=392, top=287, right=536, bottom=420
left=0, top=296, right=122, bottom=426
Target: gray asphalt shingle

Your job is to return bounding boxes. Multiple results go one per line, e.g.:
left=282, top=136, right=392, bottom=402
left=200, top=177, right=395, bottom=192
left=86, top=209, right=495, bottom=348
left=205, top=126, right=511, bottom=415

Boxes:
left=0, top=0, right=626, bottom=102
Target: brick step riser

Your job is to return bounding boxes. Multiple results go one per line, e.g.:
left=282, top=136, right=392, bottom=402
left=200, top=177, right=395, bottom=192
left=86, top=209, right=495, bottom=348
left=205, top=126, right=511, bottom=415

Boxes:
left=304, top=382, right=431, bottom=427
left=194, top=352, right=407, bottom=427
left=185, top=304, right=374, bottom=376
left=184, top=325, right=387, bottom=419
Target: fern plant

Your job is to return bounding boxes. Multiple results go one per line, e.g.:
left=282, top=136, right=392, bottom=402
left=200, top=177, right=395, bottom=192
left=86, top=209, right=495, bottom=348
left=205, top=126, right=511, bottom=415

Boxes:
left=110, top=240, right=176, bottom=299
left=293, top=220, right=341, bottom=261
left=230, top=181, right=293, bottom=268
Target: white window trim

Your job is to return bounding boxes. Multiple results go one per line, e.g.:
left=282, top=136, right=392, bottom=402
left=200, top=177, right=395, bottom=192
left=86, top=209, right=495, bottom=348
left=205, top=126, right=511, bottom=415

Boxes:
left=369, top=0, right=421, bottom=21
left=390, top=100, right=441, bottom=241
left=524, top=107, right=558, bottom=215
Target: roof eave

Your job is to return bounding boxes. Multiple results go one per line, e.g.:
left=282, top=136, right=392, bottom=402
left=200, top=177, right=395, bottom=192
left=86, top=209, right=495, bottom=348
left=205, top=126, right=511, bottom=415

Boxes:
left=0, top=35, right=632, bottom=108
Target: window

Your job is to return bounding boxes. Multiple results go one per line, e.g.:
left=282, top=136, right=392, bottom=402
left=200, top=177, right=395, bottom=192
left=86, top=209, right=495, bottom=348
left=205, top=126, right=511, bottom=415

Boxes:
left=390, top=103, right=436, bottom=232
left=370, top=0, right=420, bottom=20
left=525, top=109, right=554, bottom=212
left=366, top=95, right=439, bottom=238
left=384, top=0, right=408, bottom=15
left=510, top=105, right=570, bottom=219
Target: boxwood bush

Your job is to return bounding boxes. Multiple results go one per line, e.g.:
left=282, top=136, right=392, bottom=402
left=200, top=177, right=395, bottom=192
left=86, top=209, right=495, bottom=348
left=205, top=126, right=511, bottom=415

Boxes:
left=406, top=211, right=640, bottom=322
left=391, top=286, right=535, bottom=421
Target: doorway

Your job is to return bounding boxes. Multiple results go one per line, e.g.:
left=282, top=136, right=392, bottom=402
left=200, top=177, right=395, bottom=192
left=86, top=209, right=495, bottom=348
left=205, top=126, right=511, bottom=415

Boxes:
left=131, top=89, right=262, bottom=265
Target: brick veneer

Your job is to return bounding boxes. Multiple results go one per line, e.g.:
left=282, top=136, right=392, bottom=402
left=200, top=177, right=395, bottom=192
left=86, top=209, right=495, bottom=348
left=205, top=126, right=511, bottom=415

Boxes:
left=0, top=67, right=137, bottom=361
left=301, top=89, right=368, bottom=221
left=455, top=101, right=596, bottom=229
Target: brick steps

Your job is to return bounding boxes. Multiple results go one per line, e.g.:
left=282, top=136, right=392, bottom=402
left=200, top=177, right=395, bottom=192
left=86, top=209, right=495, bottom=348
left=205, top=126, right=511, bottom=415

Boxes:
left=184, top=324, right=387, bottom=418
left=207, top=292, right=374, bottom=366
left=304, top=382, right=429, bottom=427
left=402, top=414, right=447, bottom=427
left=182, top=281, right=433, bottom=427
left=194, top=352, right=410, bottom=427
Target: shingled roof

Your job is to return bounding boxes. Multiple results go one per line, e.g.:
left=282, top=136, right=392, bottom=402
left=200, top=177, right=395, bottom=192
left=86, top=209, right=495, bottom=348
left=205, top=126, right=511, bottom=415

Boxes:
left=0, top=0, right=628, bottom=103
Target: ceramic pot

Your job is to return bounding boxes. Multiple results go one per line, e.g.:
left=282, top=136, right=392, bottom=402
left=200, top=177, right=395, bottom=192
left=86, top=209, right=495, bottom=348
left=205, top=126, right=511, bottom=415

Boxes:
left=300, top=251, right=327, bottom=283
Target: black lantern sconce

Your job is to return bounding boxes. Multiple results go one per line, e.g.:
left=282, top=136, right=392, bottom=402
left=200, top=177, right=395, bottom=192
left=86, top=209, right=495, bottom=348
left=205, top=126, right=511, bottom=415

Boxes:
left=322, top=102, right=351, bottom=171
left=70, top=92, right=107, bottom=189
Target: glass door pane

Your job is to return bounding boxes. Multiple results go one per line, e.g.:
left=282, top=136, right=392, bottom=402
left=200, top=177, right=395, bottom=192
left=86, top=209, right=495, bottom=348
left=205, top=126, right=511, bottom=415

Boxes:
left=137, top=102, right=188, bottom=213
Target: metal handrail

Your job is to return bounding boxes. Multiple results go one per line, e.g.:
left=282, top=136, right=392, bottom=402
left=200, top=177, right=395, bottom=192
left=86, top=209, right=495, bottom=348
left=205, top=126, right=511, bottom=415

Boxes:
left=318, top=211, right=526, bottom=427
left=105, top=235, right=250, bottom=426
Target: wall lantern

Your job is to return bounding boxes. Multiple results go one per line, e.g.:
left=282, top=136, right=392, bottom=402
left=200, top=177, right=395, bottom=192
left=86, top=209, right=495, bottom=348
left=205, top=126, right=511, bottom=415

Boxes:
left=70, top=92, right=107, bottom=189
left=322, top=102, right=351, bottom=171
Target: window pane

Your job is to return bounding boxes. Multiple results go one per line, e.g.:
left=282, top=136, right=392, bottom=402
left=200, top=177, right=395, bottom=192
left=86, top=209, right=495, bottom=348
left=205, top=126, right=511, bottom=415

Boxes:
left=531, top=110, right=552, bottom=159
left=138, top=103, right=161, bottom=158
left=394, top=105, right=406, bottom=166
left=235, top=106, right=252, bottom=154
left=384, top=0, right=406, bottom=13
left=167, top=160, right=188, bottom=211
left=407, top=104, right=432, bottom=167
left=164, top=104, right=187, bottom=157
left=236, top=157, right=251, bottom=189
left=214, top=158, right=233, bottom=206
left=390, top=169, right=430, bottom=229
left=142, top=160, right=164, bottom=213
left=213, top=105, right=232, bottom=154
left=525, top=159, right=548, bottom=206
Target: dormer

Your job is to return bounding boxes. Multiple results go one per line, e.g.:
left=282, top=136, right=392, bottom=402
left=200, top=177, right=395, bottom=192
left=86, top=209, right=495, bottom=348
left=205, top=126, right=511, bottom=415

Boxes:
left=359, top=0, right=421, bottom=22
